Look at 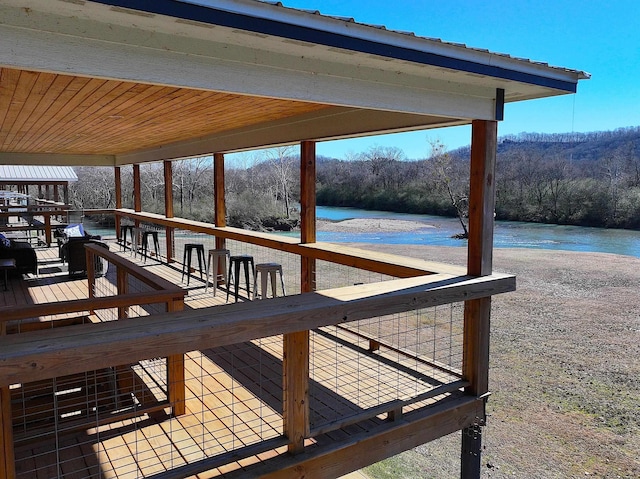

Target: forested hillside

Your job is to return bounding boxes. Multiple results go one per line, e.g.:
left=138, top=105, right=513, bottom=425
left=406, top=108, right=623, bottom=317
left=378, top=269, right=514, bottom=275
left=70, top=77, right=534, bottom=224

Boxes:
left=70, top=127, right=640, bottom=231
left=317, top=127, right=640, bottom=229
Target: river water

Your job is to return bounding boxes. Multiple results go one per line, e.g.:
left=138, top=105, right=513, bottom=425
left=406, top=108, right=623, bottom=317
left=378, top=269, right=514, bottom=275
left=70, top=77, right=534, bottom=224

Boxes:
left=314, top=206, right=640, bottom=258
left=85, top=207, right=640, bottom=258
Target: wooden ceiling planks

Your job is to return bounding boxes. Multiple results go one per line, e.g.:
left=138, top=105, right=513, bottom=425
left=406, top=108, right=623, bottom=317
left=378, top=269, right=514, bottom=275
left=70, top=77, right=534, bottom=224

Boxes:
left=0, top=67, right=331, bottom=157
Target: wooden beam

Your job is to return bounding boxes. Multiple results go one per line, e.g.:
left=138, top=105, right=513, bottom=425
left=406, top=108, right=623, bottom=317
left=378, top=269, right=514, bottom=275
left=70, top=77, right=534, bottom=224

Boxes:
left=467, top=120, right=497, bottom=277
left=164, top=160, right=175, bottom=263
left=0, top=385, right=16, bottom=479
left=283, top=330, right=310, bottom=454
left=167, top=298, right=186, bottom=417
left=0, top=273, right=514, bottom=387
left=163, top=160, right=173, bottom=219
left=283, top=141, right=315, bottom=453
left=133, top=163, right=141, bottom=213
left=214, top=153, right=226, bottom=252
left=300, top=141, right=316, bottom=245
left=248, top=396, right=484, bottom=479
left=462, top=119, right=498, bottom=479
left=114, top=166, right=122, bottom=239
left=214, top=153, right=226, bottom=228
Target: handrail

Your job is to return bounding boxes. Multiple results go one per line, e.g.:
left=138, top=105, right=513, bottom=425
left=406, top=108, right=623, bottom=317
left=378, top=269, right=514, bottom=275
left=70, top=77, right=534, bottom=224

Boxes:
left=88, top=208, right=467, bottom=277
left=84, top=243, right=181, bottom=292
left=0, top=272, right=515, bottom=387
left=0, top=291, right=185, bottom=323
left=0, top=244, right=185, bottom=324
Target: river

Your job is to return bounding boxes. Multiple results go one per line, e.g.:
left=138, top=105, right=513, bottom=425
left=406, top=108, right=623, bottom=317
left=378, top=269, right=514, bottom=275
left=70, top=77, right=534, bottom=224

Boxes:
left=84, top=207, right=640, bottom=259
left=314, top=206, right=640, bottom=258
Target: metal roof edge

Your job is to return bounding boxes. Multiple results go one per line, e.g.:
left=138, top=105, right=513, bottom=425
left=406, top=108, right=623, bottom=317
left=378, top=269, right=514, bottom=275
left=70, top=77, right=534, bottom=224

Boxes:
left=89, top=0, right=587, bottom=93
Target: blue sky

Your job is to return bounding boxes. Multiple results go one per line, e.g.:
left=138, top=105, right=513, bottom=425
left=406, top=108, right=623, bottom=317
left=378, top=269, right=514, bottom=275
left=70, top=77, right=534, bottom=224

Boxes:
left=260, top=0, right=640, bottom=160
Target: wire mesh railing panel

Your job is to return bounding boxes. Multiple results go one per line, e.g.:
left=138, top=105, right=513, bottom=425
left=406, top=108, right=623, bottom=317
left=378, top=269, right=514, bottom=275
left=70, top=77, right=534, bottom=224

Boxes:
left=309, top=302, right=465, bottom=432
left=314, top=258, right=396, bottom=291
left=224, top=238, right=301, bottom=298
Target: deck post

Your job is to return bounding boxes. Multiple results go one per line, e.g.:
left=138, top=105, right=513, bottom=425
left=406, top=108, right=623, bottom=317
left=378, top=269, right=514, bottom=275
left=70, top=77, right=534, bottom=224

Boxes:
left=133, top=164, right=142, bottom=236
left=0, top=324, right=16, bottom=479
left=114, top=166, right=122, bottom=241
left=214, top=152, right=226, bottom=251
left=283, top=140, right=315, bottom=454
left=167, top=298, right=186, bottom=416
left=164, top=160, right=175, bottom=263
left=461, top=120, right=497, bottom=479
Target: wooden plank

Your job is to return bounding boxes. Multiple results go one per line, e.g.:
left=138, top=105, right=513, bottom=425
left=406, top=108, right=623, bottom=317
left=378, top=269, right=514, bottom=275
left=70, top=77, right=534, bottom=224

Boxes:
left=235, top=396, right=484, bottom=479
left=0, top=290, right=185, bottom=324
left=0, top=272, right=515, bottom=387
left=133, top=164, right=141, bottom=213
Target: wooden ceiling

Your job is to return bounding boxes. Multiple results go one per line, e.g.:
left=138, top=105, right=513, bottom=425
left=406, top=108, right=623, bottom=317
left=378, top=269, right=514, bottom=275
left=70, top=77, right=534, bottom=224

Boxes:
left=0, top=67, right=331, bottom=157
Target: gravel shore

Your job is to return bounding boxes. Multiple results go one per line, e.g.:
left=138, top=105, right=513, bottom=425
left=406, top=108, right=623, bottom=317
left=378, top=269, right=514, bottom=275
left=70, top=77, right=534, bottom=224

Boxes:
left=322, top=219, right=639, bottom=478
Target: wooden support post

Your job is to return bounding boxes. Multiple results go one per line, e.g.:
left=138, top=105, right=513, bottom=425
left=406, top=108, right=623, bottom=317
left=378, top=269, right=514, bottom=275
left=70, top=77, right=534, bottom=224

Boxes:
left=63, top=182, right=69, bottom=206
left=44, top=214, right=52, bottom=246
left=114, top=166, right=122, bottom=240
left=53, top=184, right=59, bottom=203
left=164, top=160, right=175, bottom=263
left=461, top=120, right=497, bottom=479
left=167, top=298, right=186, bottom=416
left=133, top=164, right=141, bottom=213
left=300, top=140, right=316, bottom=291
left=0, top=324, right=15, bottom=479
left=283, top=141, right=315, bottom=455
left=116, top=268, right=128, bottom=320
left=214, top=153, right=226, bottom=250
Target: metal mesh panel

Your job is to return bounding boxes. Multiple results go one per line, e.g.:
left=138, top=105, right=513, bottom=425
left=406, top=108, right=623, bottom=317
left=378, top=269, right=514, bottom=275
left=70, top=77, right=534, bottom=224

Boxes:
left=309, top=302, right=465, bottom=432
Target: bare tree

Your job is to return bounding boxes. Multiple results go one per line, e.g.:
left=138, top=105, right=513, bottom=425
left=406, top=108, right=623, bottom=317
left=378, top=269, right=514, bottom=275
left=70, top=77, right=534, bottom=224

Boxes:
left=264, top=146, right=296, bottom=218
left=429, top=140, right=469, bottom=238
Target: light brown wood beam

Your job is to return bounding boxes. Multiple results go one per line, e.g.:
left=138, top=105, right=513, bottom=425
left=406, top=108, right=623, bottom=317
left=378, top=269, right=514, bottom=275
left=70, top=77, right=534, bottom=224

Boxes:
left=164, top=160, right=175, bottom=263
left=462, top=119, right=498, bottom=479
left=114, top=166, right=122, bottom=239
left=214, top=152, right=226, bottom=251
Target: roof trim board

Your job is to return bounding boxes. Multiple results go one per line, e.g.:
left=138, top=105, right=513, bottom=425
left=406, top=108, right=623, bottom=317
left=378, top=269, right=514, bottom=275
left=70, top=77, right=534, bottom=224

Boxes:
left=94, top=0, right=584, bottom=92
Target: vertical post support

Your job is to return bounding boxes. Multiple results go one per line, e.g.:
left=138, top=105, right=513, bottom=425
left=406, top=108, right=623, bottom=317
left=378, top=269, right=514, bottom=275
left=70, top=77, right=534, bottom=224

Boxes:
left=114, top=166, right=122, bottom=241
left=116, top=267, right=128, bottom=320
left=0, top=324, right=16, bottom=479
left=283, top=141, right=315, bottom=455
left=167, top=298, right=186, bottom=416
left=461, top=120, right=498, bottom=479
left=164, top=160, right=175, bottom=263
left=53, top=184, right=59, bottom=203
left=214, top=153, right=226, bottom=247
left=133, top=164, right=141, bottom=236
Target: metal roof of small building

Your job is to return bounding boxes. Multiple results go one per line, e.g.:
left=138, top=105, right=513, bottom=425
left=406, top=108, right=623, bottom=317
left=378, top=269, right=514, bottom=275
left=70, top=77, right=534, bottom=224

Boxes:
left=0, top=166, right=78, bottom=183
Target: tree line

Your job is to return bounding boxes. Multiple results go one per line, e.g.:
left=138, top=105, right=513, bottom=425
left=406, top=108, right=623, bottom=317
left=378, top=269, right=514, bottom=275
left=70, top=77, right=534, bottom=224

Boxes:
left=69, top=126, right=640, bottom=232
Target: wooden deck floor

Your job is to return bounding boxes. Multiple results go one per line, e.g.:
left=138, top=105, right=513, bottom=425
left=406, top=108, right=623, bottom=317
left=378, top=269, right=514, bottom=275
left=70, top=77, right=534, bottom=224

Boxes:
left=6, top=241, right=464, bottom=478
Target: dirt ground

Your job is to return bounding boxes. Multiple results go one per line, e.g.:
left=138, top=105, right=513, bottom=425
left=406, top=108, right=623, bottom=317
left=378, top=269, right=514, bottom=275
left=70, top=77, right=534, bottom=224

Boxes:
left=334, top=237, right=639, bottom=479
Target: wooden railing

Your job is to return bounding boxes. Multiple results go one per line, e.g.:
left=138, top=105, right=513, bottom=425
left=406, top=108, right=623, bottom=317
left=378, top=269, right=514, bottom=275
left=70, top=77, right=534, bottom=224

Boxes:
left=0, top=208, right=515, bottom=478
left=0, top=244, right=187, bottom=477
left=84, top=208, right=466, bottom=277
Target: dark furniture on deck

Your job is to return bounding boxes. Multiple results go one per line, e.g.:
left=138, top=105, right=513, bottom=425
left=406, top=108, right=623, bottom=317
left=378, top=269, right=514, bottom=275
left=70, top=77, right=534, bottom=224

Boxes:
left=0, top=238, right=37, bottom=275
left=61, top=238, right=109, bottom=277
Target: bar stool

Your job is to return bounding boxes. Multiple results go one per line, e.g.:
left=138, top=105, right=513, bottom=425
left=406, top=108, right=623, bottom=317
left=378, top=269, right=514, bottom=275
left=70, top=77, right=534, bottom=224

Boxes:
left=181, top=243, right=205, bottom=285
left=141, top=230, right=160, bottom=262
left=120, top=225, right=134, bottom=251
left=226, top=254, right=255, bottom=302
left=253, top=263, right=286, bottom=300
left=205, top=248, right=230, bottom=295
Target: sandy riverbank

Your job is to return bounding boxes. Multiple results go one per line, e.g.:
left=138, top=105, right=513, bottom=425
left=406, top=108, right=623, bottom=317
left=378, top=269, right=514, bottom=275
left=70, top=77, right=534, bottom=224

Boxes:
left=317, top=218, right=435, bottom=233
